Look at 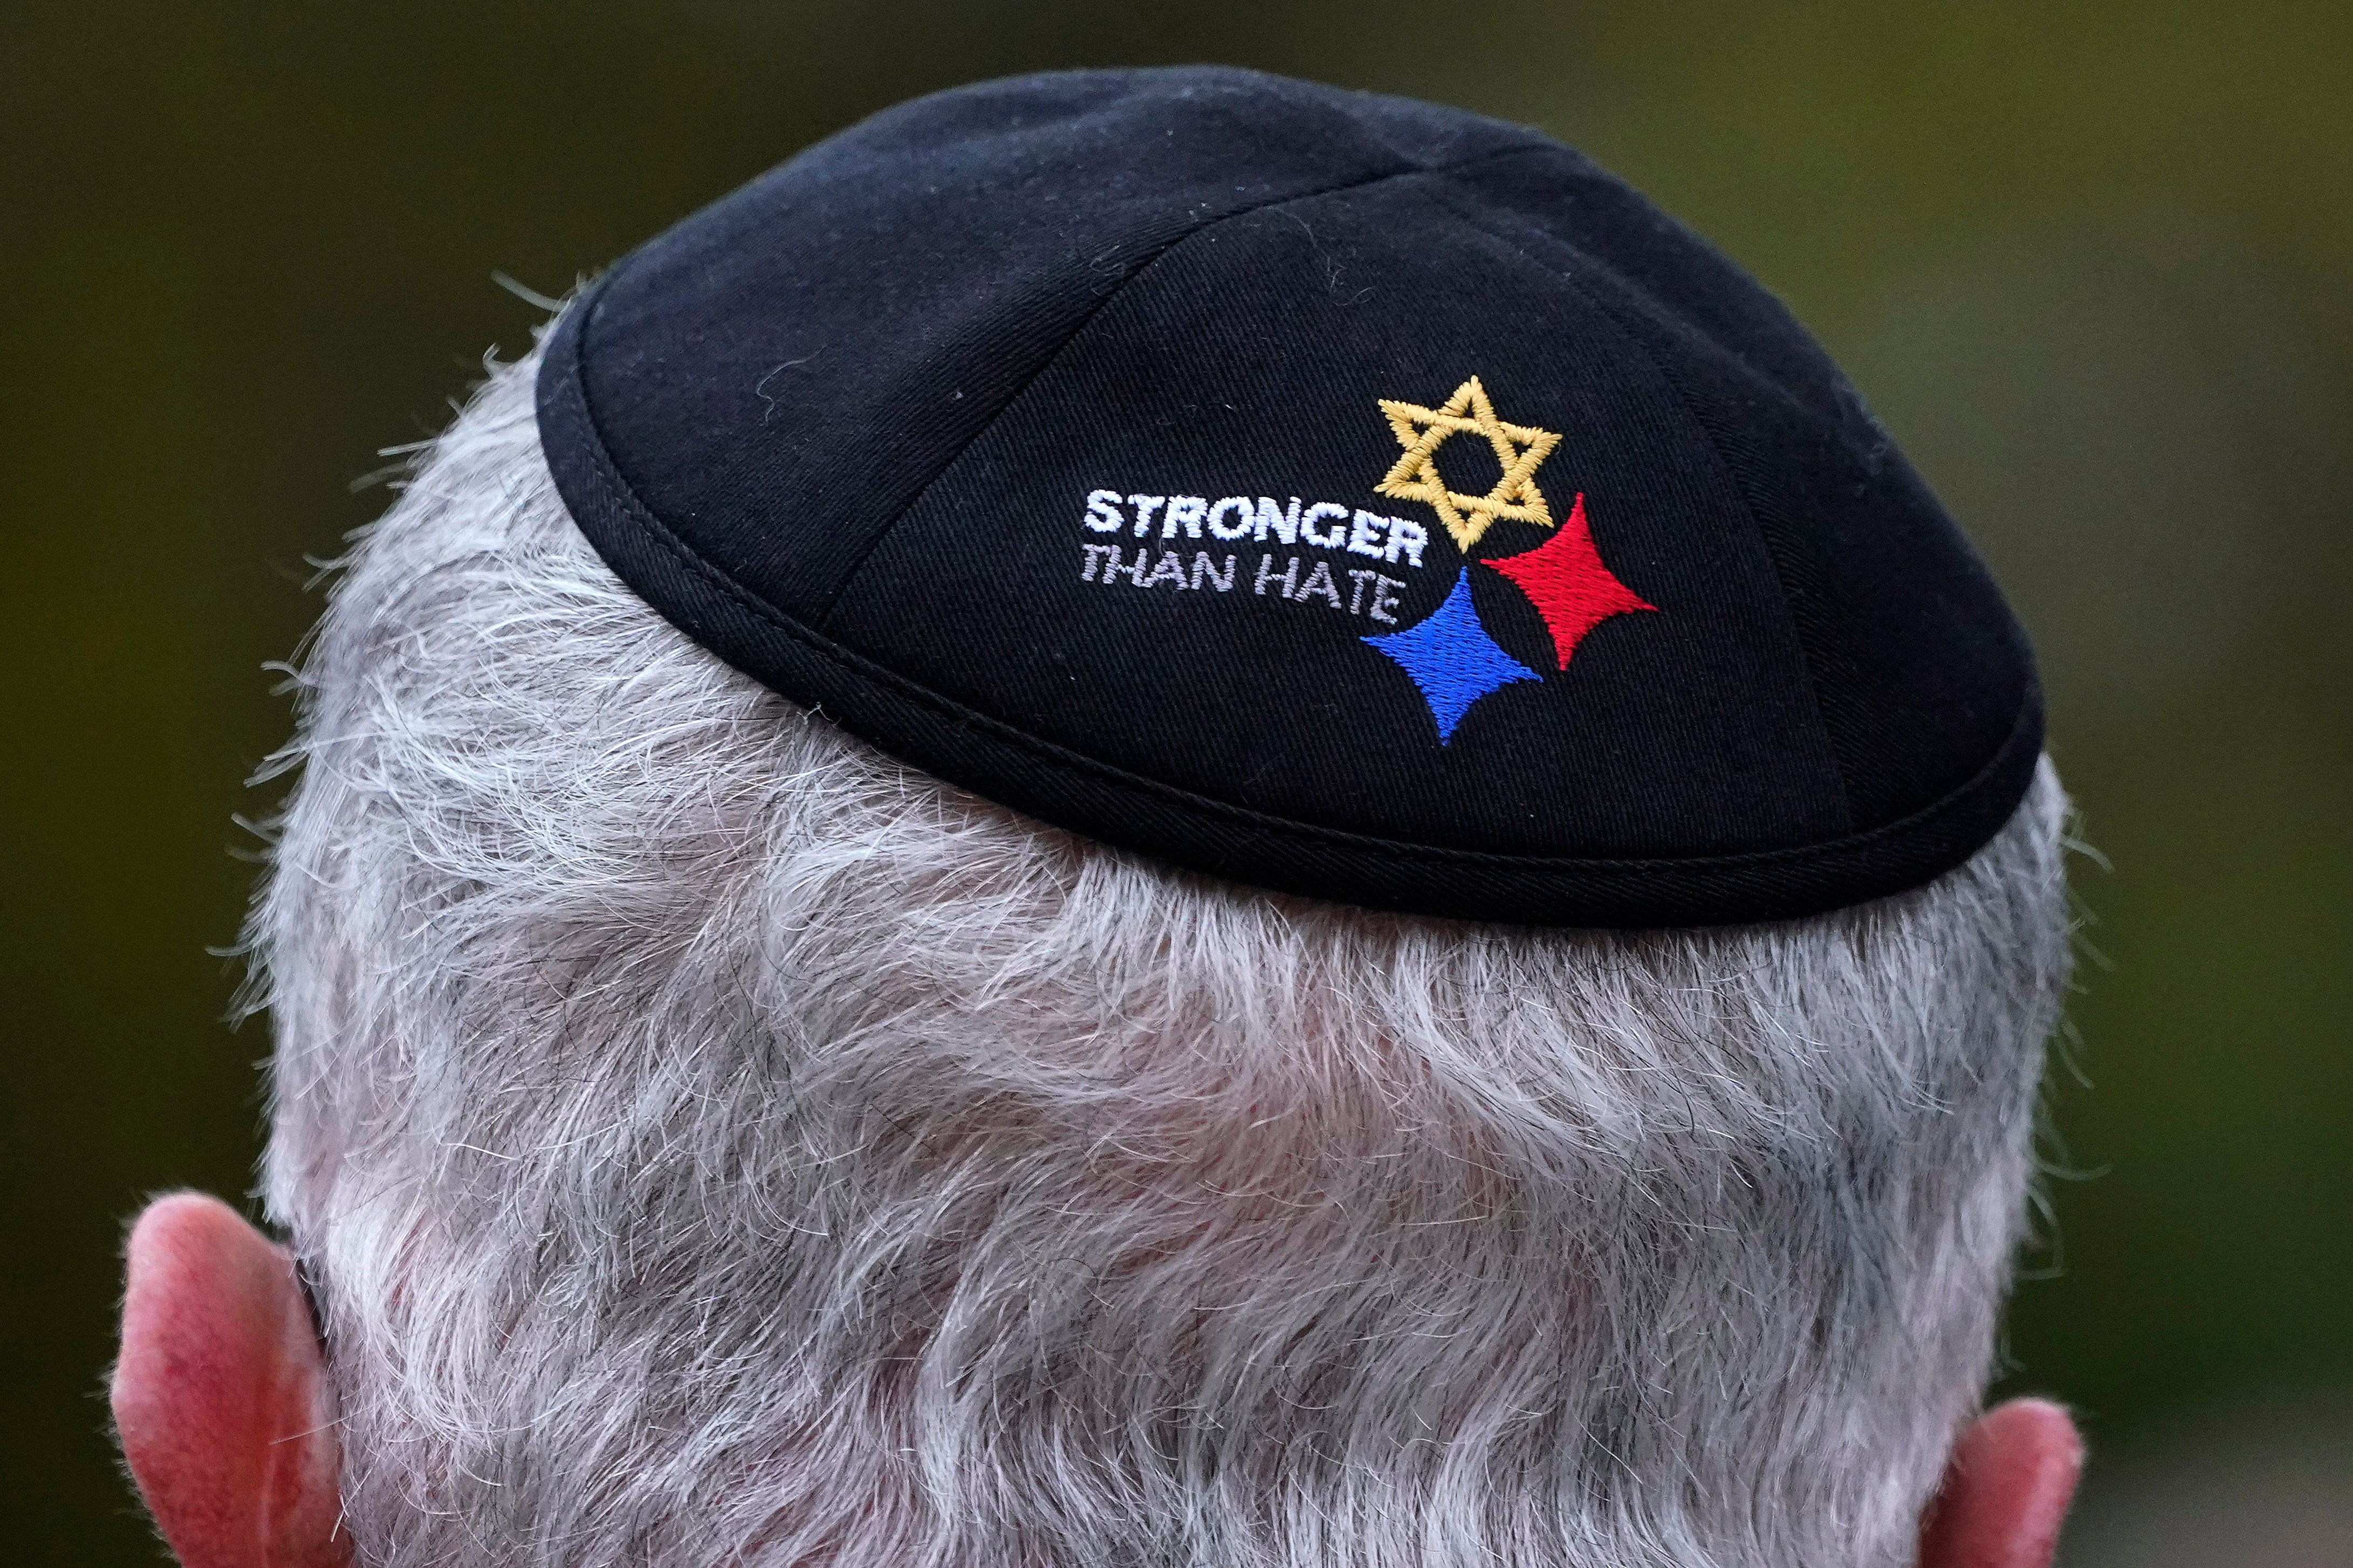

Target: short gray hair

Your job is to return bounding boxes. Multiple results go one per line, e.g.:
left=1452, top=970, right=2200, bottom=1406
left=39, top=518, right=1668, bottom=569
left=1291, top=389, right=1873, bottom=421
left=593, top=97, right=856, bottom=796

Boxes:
left=248, top=341, right=2073, bottom=1568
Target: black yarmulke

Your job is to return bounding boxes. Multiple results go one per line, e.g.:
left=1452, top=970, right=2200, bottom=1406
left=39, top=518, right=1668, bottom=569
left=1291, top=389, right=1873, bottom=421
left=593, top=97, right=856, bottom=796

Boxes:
left=535, top=66, right=2041, bottom=927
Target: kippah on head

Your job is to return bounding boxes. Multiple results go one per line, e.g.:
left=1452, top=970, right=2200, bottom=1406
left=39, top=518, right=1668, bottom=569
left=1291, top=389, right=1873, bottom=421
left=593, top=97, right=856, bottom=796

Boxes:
left=536, top=65, right=2040, bottom=927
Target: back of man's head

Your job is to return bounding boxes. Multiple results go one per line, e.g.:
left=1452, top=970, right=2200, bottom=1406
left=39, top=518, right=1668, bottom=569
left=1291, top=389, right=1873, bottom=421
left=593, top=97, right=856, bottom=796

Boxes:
left=243, top=345, right=2072, bottom=1568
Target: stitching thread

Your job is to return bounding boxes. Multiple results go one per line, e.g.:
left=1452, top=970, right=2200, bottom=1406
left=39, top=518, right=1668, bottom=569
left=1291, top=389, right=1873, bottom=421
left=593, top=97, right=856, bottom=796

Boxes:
left=1375, top=375, right=1561, bottom=552
left=1481, top=491, right=1658, bottom=670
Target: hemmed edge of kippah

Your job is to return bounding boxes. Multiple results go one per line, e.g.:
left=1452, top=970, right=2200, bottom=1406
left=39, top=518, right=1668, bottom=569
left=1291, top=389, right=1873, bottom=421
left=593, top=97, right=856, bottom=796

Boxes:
left=537, top=291, right=2044, bottom=930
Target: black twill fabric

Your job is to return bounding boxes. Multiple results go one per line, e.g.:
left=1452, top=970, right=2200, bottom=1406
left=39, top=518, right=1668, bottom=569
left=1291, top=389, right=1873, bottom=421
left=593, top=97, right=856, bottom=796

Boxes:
left=536, top=66, right=2042, bottom=926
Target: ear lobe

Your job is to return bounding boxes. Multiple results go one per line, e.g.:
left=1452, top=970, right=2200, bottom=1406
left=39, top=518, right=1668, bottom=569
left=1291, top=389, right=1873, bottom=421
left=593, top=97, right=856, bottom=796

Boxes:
left=113, top=1193, right=351, bottom=1568
left=1919, top=1398, right=2083, bottom=1568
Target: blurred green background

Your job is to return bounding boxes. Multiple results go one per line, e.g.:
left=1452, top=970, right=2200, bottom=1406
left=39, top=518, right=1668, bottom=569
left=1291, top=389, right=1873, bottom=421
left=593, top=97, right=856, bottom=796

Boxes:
left=4, top=3, right=2347, bottom=1562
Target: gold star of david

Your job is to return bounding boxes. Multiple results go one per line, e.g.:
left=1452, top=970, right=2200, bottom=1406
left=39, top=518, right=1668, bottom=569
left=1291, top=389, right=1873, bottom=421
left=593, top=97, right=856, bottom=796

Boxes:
left=1374, top=375, right=1562, bottom=553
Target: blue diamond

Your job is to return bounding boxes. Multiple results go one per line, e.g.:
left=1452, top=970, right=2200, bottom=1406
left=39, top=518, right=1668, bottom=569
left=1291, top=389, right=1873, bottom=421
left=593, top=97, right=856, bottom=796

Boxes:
left=1363, top=568, right=1541, bottom=743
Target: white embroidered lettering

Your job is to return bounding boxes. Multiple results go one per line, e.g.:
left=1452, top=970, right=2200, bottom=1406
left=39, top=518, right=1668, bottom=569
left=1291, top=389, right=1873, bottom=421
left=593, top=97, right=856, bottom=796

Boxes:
left=1296, top=559, right=1343, bottom=608
left=1083, top=490, right=1126, bottom=533
left=1255, top=554, right=1302, bottom=596
left=1106, top=545, right=1152, bottom=587
left=1081, top=485, right=1428, bottom=613
left=1163, top=495, right=1208, bottom=539
left=1192, top=552, right=1237, bottom=592
left=1299, top=501, right=1350, bottom=549
left=1384, top=515, right=1427, bottom=568
left=1254, top=496, right=1301, bottom=546
left=1207, top=496, right=1256, bottom=540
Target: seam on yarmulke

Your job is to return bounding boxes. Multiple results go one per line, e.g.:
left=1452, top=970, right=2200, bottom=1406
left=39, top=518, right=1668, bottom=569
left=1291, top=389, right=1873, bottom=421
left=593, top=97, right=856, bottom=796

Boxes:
left=804, top=141, right=1560, bottom=631
left=549, top=317, right=2041, bottom=885
left=1419, top=179, right=1870, bottom=835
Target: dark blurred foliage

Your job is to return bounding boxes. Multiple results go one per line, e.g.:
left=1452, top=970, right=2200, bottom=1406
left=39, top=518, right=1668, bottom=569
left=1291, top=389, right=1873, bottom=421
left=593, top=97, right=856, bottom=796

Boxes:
left=3, top=3, right=2347, bottom=1562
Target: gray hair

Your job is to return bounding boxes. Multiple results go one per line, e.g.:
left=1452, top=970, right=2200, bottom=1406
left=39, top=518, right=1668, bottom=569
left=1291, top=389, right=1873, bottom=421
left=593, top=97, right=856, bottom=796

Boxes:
left=247, top=339, right=2073, bottom=1568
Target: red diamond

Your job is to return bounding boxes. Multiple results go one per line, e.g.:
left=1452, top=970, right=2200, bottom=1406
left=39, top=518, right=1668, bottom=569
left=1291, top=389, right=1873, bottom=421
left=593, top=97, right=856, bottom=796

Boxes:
left=1481, top=492, right=1657, bottom=670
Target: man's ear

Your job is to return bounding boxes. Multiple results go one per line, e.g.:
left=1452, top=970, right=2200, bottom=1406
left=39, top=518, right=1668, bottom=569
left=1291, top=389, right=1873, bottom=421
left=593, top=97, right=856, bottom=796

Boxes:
left=1919, top=1397, right=2083, bottom=1568
left=112, top=1192, right=351, bottom=1568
